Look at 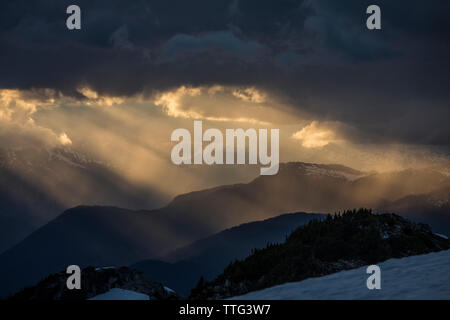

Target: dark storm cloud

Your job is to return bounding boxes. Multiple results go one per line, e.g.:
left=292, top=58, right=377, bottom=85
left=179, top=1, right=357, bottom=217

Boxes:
left=0, top=0, right=449, bottom=145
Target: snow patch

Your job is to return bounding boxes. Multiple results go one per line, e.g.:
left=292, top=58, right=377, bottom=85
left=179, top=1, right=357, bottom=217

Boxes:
left=94, top=266, right=116, bottom=271
left=49, top=152, right=85, bottom=169
left=164, top=286, right=175, bottom=294
left=89, top=288, right=150, bottom=300
left=428, top=198, right=449, bottom=208
left=300, top=164, right=365, bottom=181
left=230, top=250, right=450, bottom=300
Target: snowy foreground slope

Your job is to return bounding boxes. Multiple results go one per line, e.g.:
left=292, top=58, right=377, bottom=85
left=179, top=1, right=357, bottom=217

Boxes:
left=231, top=250, right=450, bottom=300
left=89, top=286, right=176, bottom=300
left=90, top=288, right=150, bottom=300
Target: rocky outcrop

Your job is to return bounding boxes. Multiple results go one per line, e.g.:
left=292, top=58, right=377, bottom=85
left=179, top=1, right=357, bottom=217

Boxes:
left=10, top=266, right=179, bottom=300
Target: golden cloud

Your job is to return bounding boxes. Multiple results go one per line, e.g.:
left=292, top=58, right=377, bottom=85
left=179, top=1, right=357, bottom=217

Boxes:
left=232, top=87, right=266, bottom=103
left=0, top=89, right=57, bottom=121
left=154, top=86, right=203, bottom=118
left=291, top=121, right=341, bottom=148
left=58, top=132, right=72, bottom=146
left=78, top=87, right=125, bottom=106
left=153, top=85, right=296, bottom=125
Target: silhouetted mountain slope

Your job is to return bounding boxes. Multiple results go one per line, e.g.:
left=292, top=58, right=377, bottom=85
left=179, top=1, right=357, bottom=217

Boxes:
left=154, top=163, right=450, bottom=237
left=0, top=168, right=61, bottom=254
left=0, top=147, right=166, bottom=254
left=0, top=206, right=187, bottom=298
left=190, top=209, right=450, bottom=299
left=3, top=161, right=448, bottom=256
left=131, top=212, right=324, bottom=296
left=381, top=187, right=450, bottom=235
left=1, top=162, right=449, bottom=298
left=11, top=266, right=179, bottom=300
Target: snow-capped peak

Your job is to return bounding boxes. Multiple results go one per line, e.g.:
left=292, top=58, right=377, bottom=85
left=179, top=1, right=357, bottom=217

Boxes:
left=298, top=163, right=366, bottom=181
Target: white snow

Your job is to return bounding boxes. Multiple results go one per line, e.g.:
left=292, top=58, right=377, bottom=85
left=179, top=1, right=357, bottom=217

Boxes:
left=49, top=152, right=85, bottom=169
left=434, top=233, right=449, bottom=240
left=94, top=266, right=116, bottom=271
left=300, top=164, right=365, bottom=181
left=164, top=286, right=175, bottom=294
left=230, top=250, right=450, bottom=300
left=89, top=288, right=150, bottom=300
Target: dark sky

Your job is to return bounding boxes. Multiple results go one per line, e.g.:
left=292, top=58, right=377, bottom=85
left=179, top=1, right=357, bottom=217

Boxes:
left=1, top=0, right=449, bottom=146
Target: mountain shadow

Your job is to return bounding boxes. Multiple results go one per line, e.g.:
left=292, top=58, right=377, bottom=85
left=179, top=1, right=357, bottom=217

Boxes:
left=131, top=212, right=324, bottom=296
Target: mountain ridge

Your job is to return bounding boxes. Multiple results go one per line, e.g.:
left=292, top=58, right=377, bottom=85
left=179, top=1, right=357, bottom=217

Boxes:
left=1, top=161, right=449, bottom=298
left=190, top=209, right=450, bottom=299
left=0, top=146, right=167, bottom=253
left=131, top=212, right=324, bottom=296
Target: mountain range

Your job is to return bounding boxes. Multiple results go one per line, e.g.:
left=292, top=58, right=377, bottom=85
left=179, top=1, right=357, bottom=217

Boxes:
left=131, top=212, right=324, bottom=296
left=1, top=161, right=449, bottom=298
left=0, top=146, right=166, bottom=253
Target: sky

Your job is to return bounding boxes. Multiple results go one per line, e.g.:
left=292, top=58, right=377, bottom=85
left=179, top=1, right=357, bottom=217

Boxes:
left=1, top=0, right=449, bottom=198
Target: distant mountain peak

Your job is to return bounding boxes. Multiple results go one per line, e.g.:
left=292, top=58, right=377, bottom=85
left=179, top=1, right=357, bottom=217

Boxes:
left=0, top=145, right=104, bottom=170
left=293, top=162, right=367, bottom=181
